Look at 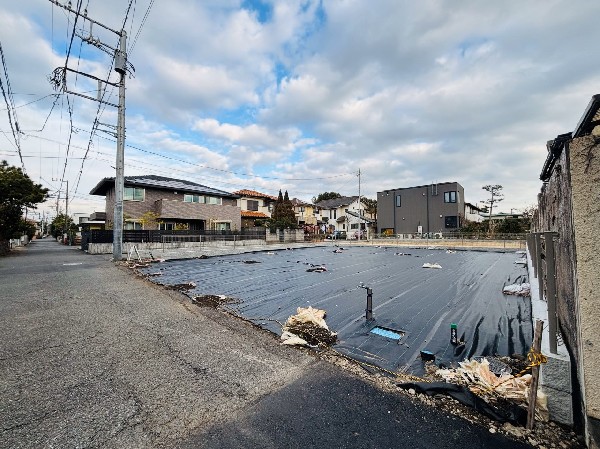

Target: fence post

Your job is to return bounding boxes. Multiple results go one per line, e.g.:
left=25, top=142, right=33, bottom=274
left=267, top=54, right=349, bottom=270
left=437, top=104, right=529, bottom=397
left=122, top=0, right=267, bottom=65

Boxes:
left=534, top=233, right=544, bottom=297
left=544, top=232, right=559, bottom=354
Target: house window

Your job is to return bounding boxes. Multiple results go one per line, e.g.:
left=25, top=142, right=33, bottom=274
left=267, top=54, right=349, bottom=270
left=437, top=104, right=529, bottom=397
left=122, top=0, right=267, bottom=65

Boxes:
left=206, top=196, right=222, bottom=205
left=247, top=200, right=259, bottom=211
left=214, top=221, right=230, bottom=230
left=332, top=209, right=337, bottom=219
left=159, top=222, right=175, bottom=230
left=124, top=221, right=142, bottom=230
left=445, top=216, right=458, bottom=228
left=299, top=206, right=305, bottom=213
left=124, top=187, right=144, bottom=201
left=184, top=194, right=205, bottom=203
left=444, top=191, right=457, bottom=203
left=396, top=195, right=401, bottom=207
left=350, top=223, right=359, bottom=230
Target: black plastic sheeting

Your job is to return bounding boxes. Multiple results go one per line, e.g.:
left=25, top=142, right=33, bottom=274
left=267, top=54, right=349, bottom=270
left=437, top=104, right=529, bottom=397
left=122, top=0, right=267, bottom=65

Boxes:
left=398, top=382, right=527, bottom=426
left=139, top=246, right=532, bottom=375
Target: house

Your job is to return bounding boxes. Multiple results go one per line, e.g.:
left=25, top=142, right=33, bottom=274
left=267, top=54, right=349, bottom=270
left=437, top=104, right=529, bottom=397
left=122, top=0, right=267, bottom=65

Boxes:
left=377, top=182, right=465, bottom=235
left=233, top=189, right=277, bottom=228
left=464, top=202, right=485, bottom=223
left=290, top=198, right=319, bottom=226
left=89, top=175, right=241, bottom=231
left=314, top=196, right=373, bottom=236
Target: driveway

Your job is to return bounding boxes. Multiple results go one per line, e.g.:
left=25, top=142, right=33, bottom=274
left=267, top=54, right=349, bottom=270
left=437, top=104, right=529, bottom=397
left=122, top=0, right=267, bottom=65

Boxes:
left=0, top=239, right=531, bottom=448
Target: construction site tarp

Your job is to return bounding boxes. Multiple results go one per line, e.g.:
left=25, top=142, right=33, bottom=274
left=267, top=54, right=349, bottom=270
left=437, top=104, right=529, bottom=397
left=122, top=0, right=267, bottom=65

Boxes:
left=139, top=246, right=532, bottom=375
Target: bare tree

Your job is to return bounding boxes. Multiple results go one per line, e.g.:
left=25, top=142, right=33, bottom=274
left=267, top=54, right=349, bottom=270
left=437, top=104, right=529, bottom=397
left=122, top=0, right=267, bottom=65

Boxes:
left=482, top=184, right=504, bottom=233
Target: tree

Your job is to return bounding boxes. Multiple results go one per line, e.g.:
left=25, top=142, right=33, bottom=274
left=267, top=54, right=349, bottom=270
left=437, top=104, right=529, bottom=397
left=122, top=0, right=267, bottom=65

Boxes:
left=361, top=198, right=377, bottom=219
left=139, top=211, right=160, bottom=230
left=312, top=192, right=341, bottom=203
left=50, top=214, right=75, bottom=238
left=269, top=189, right=297, bottom=230
left=0, top=160, right=49, bottom=240
left=482, top=184, right=504, bottom=233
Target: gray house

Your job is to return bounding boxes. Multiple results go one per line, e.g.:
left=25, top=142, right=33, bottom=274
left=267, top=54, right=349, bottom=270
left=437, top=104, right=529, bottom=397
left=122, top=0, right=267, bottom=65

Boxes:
left=377, top=182, right=465, bottom=235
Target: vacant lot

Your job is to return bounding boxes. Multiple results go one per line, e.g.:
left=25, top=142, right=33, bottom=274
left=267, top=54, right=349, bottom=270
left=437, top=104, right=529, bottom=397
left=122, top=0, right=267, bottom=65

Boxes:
left=141, top=246, right=531, bottom=374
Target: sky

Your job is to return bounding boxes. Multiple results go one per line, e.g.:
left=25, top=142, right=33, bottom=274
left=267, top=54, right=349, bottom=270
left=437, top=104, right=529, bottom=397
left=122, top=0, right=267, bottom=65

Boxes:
left=1, top=0, right=599, bottom=221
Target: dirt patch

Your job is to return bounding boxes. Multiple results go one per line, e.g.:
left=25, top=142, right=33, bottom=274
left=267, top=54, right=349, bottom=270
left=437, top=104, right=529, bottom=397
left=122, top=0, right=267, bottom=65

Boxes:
left=284, top=322, right=337, bottom=346
left=192, top=294, right=240, bottom=308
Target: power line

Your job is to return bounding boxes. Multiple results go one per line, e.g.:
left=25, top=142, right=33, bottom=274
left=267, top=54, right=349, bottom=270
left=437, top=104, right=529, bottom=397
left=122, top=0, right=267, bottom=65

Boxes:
left=0, top=40, right=24, bottom=170
left=130, top=0, right=154, bottom=54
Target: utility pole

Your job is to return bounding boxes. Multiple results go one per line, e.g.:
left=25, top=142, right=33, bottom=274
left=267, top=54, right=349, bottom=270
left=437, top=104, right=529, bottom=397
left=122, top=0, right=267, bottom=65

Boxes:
left=357, top=168, right=361, bottom=239
left=113, top=32, right=127, bottom=261
left=64, top=179, right=69, bottom=239
left=48, top=0, right=129, bottom=260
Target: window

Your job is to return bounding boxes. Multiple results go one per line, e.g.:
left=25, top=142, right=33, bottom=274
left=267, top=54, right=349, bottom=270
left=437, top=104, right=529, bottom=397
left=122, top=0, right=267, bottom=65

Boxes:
left=159, top=222, right=175, bottom=230
left=445, top=216, right=458, bottom=228
left=124, top=187, right=144, bottom=201
left=214, top=221, right=230, bottom=230
left=350, top=223, right=359, bottom=230
left=247, top=200, right=259, bottom=211
left=332, top=209, right=337, bottom=219
left=444, top=191, right=457, bottom=203
left=206, top=196, right=222, bottom=205
left=396, top=195, right=401, bottom=207
left=184, top=194, right=204, bottom=203
left=124, top=221, right=142, bottom=230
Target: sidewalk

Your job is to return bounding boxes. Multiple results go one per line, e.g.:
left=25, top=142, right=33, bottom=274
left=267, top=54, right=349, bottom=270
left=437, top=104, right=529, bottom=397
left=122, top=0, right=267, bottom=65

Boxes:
left=0, top=239, right=535, bottom=448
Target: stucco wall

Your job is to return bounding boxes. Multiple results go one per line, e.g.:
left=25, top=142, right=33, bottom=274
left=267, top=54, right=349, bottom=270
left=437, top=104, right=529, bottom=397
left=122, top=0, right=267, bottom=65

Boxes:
left=569, top=134, right=600, bottom=442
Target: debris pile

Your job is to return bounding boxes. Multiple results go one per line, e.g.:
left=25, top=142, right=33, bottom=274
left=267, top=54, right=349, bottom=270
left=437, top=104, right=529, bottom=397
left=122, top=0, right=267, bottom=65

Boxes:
left=281, top=306, right=337, bottom=346
left=502, top=283, right=531, bottom=297
left=422, top=263, right=442, bottom=269
left=192, top=294, right=238, bottom=307
left=164, top=281, right=196, bottom=291
left=435, top=358, right=548, bottom=421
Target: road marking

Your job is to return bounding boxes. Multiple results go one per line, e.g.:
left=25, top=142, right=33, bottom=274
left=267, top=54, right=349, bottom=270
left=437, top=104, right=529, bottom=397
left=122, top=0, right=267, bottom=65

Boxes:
left=63, top=262, right=83, bottom=266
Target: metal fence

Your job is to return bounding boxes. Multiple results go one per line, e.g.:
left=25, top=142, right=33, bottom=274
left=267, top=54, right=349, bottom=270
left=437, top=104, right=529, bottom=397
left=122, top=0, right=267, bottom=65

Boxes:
left=81, top=229, right=266, bottom=250
left=527, top=232, right=559, bottom=354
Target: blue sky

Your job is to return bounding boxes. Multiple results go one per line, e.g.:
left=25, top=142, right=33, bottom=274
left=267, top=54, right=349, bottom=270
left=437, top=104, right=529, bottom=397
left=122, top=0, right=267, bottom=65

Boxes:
left=1, top=0, right=600, bottom=218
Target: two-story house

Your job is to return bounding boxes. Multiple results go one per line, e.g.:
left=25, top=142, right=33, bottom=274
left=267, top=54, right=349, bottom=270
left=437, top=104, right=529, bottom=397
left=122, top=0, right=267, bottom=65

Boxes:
left=233, top=189, right=277, bottom=228
left=377, top=182, right=465, bottom=235
left=315, top=196, right=372, bottom=235
left=290, top=198, right=319, bottom=227
left=90, top=175, right=241, bottom=231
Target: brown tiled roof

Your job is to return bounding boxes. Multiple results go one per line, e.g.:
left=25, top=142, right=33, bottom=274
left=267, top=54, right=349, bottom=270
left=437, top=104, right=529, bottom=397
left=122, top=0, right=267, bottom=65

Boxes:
left=233, top=189, right=277, bottom=201
left=241, top=211, right=269, bottom=218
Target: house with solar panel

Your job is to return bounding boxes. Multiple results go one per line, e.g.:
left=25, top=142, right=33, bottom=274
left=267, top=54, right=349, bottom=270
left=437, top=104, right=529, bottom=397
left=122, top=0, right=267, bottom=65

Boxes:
left=89, top=175, right=241, bottom=231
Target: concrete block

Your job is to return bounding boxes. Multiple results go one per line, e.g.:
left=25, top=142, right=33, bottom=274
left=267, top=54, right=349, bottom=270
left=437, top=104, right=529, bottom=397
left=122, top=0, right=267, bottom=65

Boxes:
left=542, top=384, right=574, bottom=426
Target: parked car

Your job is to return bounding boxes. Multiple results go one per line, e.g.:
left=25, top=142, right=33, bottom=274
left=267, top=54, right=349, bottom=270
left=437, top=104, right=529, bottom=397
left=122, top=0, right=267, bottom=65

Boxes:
left=326, top=231, right=347, bottom=240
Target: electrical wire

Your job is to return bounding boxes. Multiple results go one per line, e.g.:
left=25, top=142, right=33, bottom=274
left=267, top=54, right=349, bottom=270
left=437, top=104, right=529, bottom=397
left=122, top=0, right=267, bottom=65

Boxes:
left=0, top=40, right=24, bottom=170
left=129, top=0, right=154, bottom=54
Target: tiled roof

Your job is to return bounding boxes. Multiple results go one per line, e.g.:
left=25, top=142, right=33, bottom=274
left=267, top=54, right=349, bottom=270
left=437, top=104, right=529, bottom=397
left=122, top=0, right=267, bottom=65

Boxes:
left=90, top=175, right=238, bottom=198
left=241, top=211, right=269, bottom=218
left=314, top=196, right=359, bottom=209
left=233, top=189, right=277, bottom=201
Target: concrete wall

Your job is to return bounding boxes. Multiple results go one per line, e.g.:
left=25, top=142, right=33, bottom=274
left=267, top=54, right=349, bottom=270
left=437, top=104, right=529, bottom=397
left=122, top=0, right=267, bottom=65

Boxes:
left=265, top=229, right=304, bottom=243
left=377, top=182, right=464, bottom=234
left=534, top=132, right=600, bottom=445
left=87, top=239, right=266, bottom=255
left=569, top=134, right=600, bottom=445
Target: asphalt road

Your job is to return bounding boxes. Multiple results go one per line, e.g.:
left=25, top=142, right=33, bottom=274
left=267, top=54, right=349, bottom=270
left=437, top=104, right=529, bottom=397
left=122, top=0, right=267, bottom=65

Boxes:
left=0, top=239, right=531, bottom=448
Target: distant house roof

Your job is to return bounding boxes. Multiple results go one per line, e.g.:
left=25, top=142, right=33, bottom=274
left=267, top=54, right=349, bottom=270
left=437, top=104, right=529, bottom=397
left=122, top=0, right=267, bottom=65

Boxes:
left=290, top=198, right=311, bottom=207
left=233, top=189, right=277, bottom=201
left=464, top=202, right=483, bottom=212
left=241, top=211, right=269, bottom=218
left=315, top=196, right=358, bottom=209
left=89, top=175, right=238, bottom=198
